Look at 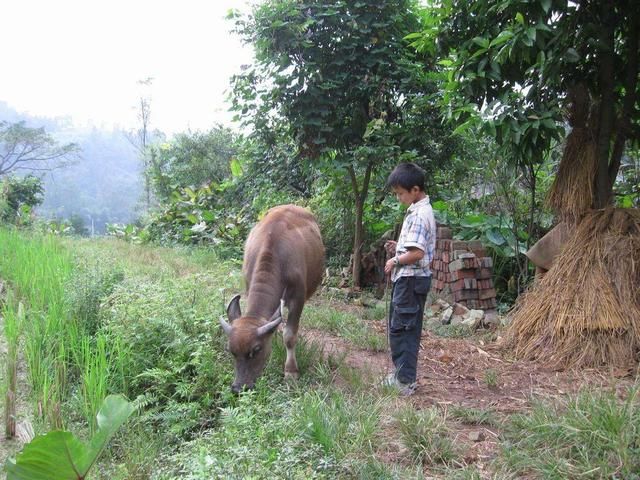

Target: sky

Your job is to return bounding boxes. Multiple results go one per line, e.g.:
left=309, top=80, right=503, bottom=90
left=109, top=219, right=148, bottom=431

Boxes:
left=0, top=0, right=256, bottom=134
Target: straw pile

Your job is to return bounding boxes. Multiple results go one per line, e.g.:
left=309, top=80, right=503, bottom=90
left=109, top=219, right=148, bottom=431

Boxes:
left=505, top=208, right=640, bottom=369
left=547, top=84, right=599, bottom=223
left=546, top=127, right=599, bottom=223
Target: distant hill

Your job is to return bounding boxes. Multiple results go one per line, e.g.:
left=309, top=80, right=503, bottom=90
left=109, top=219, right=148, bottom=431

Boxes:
left=0, top=101, right=143, bottom=233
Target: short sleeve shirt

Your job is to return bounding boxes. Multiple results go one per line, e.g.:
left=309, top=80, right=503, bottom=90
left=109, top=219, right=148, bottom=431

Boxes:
left=392, top=196, right=436, bottom=282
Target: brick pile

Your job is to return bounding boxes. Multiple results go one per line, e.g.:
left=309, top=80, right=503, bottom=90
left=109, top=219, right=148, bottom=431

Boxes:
left=430, top=226, right=497, bottom=310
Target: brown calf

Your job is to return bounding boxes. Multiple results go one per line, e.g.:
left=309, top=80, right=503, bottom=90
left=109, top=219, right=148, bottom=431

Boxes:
left=219, top=205, right=325, bottom=393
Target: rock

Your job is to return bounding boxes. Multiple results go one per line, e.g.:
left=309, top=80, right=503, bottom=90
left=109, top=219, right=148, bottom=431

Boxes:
left=440, top=307, right=453, bottom=325
left=450, top=314, right=464, bottom=326
left=461, top=316, right=480, bottom=328
left=453, top=302, right=470, bottom=316
left=435, top=298, right=451, bottom=310
left=468, top=430, right=486, bottom=442
left=483, top=310, right=500, bottom=328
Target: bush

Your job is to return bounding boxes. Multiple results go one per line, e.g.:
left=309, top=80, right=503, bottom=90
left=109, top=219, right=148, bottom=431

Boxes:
left=0, top=175, right=44, bottom=225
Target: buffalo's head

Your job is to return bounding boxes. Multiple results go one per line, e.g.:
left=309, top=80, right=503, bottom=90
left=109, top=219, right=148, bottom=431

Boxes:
left=219, top=295, right=283, bottom=394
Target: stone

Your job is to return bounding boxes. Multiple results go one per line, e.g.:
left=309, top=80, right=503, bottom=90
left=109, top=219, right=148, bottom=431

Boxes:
left=435, top=299, right=451, bottom=310
left=483, top=310, right=501, bottom=328
left=453, top=302, right=469, bottom=316
left=450, top=314, right=464, bottom=326
left=441, top=307, right=453, bottom=325
left=468, top=431, right=486, bottom=442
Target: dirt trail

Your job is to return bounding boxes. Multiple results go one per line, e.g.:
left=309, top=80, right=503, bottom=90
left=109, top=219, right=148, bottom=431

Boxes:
left=304, top=322, right=636, bottom=475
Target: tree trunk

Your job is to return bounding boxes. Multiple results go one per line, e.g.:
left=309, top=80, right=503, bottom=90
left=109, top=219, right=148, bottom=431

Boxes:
left=348, top=161, right=374, bottom=288
left=353, top=195, right=364, bottom=288
left=593, top=1, right=616, bottom=209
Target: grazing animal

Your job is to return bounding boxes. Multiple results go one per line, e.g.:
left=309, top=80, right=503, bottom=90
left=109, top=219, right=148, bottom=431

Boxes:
left=219, top=205, right=325, bottom=393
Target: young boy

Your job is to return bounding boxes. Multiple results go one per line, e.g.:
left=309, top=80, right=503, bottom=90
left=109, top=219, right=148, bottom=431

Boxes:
left=383, top=162, right=436, bottom=395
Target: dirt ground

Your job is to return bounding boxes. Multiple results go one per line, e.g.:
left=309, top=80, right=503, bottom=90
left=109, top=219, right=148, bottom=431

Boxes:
left=304, top=312, right=637, bottom=478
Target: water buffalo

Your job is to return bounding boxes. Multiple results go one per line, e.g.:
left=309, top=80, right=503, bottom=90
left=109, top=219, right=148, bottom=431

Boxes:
left=219, top=205, right=325, bottom=393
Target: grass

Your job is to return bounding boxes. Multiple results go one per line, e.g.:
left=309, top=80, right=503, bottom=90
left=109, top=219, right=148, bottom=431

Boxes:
left=498, top=384, right=640, bottom=479
left=450, top=405, right=499, bottom=427
left=483, top=369, right=499, bottom=389
left=3, top=228, right=640, bottom=479
left=394, top=405, right=458, bottom=466
left=305, top=303, right=387, bottom=351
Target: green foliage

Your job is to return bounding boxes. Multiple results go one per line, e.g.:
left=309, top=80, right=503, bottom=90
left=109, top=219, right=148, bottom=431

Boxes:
left=146, top=182, right=251, bottom=256
left=98, top=273, right=234, bottom=439
left=157, top=389, right=340, bottom=479
left=4, top=395, right=134, bottom=480
left=499, top=385, right=640, bottom=479
left=411, top=0, right=639, bottom=205
left=0, top=175, right=44, bottom=225
left=105, top=222, right=149, bottom=243
left=148, top=127, right=238, bottom=203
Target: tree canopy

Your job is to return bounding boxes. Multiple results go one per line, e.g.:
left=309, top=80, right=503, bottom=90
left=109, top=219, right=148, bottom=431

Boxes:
left=411, top=0, right=639, bottom=208
left=230, top=0, right=458, bottom=285
left=0, top=121, right=79, bottom=176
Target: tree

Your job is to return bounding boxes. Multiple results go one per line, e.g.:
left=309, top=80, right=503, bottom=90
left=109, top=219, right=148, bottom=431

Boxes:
left=126, top=78, right=164, bottom=210
left=0, top=121, right=79, bottom=176
left=148, top=127, right=238, bottom=202
left=0, top=175, right=44, bottom=224
left=411, top=0, right=639, bottom=214
left=231, top=0, right=453, bottom=286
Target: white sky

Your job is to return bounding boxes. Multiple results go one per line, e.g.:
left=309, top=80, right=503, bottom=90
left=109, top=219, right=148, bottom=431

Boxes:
left=0, top=0, right=256, bottom=134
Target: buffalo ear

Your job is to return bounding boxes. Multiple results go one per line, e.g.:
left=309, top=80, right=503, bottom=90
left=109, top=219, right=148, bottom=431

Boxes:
left=226, top=294, right=242, bottom=322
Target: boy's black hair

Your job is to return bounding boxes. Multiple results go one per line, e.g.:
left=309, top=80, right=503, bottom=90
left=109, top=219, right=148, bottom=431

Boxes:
left=386, top=162, right=425, bottom=191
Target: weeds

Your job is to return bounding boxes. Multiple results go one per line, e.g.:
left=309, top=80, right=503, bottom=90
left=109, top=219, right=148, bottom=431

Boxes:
left=450, top=405, right=499, bottom=427
left=305, top=304, right=386, bottom=351
left=498, top=385, right=640, bottom=479
left=394, top=406, right=458, bottom=466
left=483, top=369, right=499, bottom=389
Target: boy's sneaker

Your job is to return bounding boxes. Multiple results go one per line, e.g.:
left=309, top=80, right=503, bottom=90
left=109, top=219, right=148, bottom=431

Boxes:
left=382, top=374, right=417, bottom=396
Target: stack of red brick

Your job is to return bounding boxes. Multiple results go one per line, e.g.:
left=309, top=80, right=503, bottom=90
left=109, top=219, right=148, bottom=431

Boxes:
left=430, top=226, right=497, bottom=310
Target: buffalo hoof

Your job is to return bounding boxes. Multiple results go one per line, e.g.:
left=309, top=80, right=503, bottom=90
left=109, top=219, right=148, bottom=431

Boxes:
left=284, top=371, right=300, bottom=381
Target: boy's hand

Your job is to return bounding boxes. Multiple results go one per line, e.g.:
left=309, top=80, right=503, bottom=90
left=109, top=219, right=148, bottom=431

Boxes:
left=384, top=258, right=396, bottom=275
left=384, top=240, right=397, bottom=256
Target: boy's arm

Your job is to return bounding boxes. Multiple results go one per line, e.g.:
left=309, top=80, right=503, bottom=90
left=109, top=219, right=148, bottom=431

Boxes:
left=384, top=246, right=424, bottom=274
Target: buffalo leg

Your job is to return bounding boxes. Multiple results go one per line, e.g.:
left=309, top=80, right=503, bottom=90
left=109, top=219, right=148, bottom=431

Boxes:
left=283, top=296, right=304, bottom=379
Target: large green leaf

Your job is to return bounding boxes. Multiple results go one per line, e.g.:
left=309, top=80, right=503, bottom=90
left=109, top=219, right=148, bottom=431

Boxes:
left=485, top=227, right=507, bottom=246
left=5, top=395, right=134, bottom=480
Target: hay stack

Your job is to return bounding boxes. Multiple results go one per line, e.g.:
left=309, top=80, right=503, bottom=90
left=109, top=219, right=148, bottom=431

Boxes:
left=505, top=208, right=640, bottom=369
left=546, top=127, right=599, bottom=223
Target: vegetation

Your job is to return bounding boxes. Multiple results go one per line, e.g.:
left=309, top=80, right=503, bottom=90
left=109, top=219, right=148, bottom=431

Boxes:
left=1, top=0, right=639, bottom=477
left=0, top=121, right=78, bottom=176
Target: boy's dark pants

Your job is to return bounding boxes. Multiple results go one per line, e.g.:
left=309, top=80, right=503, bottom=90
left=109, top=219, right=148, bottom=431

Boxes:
left=388, top=276, right=431, bottom=384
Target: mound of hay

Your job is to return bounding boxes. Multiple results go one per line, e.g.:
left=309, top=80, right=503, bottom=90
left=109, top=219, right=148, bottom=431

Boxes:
left=505, top=208, right=640, bottom=369
left=546, top=127, right=599, bottom=223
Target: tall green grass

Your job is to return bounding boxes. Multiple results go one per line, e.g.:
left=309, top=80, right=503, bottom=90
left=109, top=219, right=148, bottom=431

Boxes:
left=2, top=295, right=23, bottom=438
left=0, top=228, right=117, bottom=430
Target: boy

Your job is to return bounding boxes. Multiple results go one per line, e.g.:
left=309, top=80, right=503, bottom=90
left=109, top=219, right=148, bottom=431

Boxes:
left=383, top=163, right=436, bottom=395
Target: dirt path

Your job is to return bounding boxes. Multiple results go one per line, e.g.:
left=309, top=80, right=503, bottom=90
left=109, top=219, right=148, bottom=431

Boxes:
left=304, top=322, right=635, bottom=477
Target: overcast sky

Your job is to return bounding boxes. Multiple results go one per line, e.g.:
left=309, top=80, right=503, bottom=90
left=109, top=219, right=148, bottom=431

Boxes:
left=0, top=0, right=255, bottom=134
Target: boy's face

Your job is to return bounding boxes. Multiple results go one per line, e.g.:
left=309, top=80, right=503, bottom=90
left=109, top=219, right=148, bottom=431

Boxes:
left=392, top=185, right=421, bottom=206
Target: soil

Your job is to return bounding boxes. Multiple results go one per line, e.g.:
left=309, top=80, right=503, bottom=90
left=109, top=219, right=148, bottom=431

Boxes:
left=303, top=300, right=637, bottom=479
